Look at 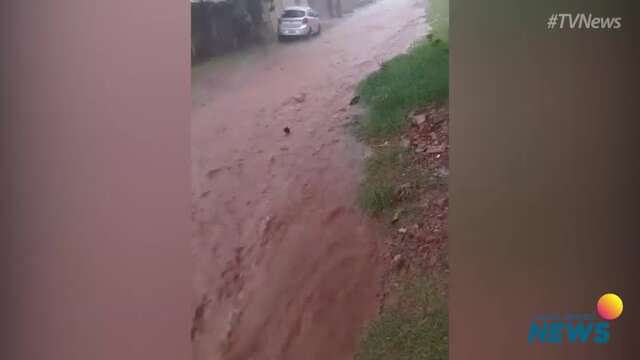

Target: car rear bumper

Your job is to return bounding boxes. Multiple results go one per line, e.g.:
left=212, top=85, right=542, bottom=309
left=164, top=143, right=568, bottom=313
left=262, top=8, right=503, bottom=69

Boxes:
left=278, top=25, right=310, bottom=36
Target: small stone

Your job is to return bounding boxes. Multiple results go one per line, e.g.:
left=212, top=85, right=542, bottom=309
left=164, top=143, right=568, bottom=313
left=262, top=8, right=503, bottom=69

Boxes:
left=398, top=184, right=411, bottom=196
left=410, top=112, right=427, bottom=126
left=427, top=144, right=446, bottom=153
left=437, top=167, right=449, bottom=177
left=432, top=112, right=447, bottom=124
left=392, top=254, right=404, bottom=269
left=391, top=209, right=402, bottom=223
left=398, top=227, right=407, bottom=234
left=415, top=143, right=427, bottom=153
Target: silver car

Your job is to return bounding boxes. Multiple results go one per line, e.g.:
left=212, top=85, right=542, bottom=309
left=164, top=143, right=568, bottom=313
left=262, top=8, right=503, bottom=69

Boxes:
left=278, top=6, right=321, bottom=40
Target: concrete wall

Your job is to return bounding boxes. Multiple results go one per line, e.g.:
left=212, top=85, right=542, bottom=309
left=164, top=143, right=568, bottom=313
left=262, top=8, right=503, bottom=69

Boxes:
left=192, top=0, right=275, bottom=61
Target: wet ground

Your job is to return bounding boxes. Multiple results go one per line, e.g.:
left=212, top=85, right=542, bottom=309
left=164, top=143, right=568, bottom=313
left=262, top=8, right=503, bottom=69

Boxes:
left=190, top=0, right=427, bottom=359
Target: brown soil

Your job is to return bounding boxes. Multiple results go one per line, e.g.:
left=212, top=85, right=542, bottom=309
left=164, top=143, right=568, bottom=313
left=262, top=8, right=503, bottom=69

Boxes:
left=378, top=104, right=449, bottom=307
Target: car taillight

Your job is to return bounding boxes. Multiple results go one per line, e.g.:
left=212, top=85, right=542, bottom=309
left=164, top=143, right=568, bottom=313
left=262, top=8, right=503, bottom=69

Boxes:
left=302, top=18, right=308, bottom=24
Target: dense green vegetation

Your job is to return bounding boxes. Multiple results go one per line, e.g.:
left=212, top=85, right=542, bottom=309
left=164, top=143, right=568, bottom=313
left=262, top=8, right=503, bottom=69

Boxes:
left=357, top=40, right=448, bottom=140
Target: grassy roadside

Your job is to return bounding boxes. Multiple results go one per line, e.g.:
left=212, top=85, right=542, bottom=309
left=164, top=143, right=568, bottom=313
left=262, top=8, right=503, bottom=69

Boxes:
left=353, top=1, right=449, bottom=358
left=356, top=277, right=448, bottom=360
left=357, top=40, right=448, bottom=141
left=357, top=38, right=448, bottom=217
left=427, top=0, right=449, bottom=42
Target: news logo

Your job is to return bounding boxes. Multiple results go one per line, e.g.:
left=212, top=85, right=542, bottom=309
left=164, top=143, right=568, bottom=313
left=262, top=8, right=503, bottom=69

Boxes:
left=528, top=293, right=623, bottom=344
left=596, top=293, right=623, bottom=320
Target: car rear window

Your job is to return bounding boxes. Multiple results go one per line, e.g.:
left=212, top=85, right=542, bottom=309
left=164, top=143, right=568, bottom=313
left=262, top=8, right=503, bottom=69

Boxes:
left=282, top=10, right=306, bottom=18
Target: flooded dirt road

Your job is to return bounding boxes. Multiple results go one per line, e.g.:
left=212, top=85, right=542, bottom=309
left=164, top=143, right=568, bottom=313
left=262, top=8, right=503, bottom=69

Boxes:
left=191, top=0, right=427, bottom=358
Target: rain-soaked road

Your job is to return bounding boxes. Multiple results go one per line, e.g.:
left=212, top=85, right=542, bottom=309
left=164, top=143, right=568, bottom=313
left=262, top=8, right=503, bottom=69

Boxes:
left=191, top=0, right=427, bottom=358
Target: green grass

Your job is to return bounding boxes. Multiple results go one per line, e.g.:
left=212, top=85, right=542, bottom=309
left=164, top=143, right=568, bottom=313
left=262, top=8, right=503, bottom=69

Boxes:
left=427, top=0, right=449, bottom=41
left=355, top=278, right=448, bottom=360
left=357, top=39, right=449, bottom=140
left=359, top=182, right=395, bottom=215
left=358, top=146, right=407, bottom=215
left=365, top=145, right=407, bottom=177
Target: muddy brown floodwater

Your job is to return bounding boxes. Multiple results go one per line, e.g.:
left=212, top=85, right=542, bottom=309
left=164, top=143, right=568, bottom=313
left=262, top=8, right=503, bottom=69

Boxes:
left=191, top=0, right=427, bottom=359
